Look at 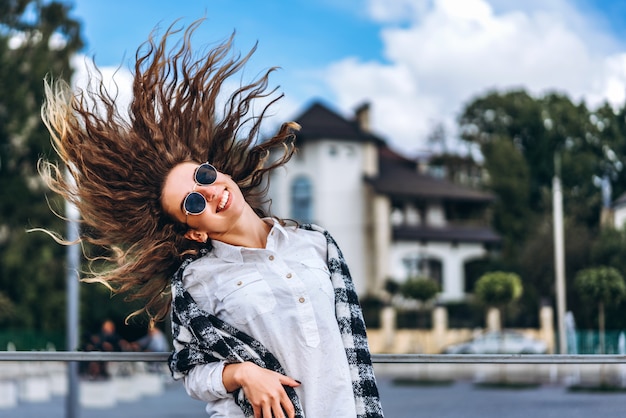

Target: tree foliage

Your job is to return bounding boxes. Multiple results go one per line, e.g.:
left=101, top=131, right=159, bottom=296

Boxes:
left=400, top=276, right=440, bottom=329
left=574, top=266, right=626, bottom=352
left=0, top=0, right=83, bottom=336
left=401, top=276, right=440, bottom=304
left=459, top=90, right=623, bottom=231
left=575, top=267, right=626, bottom=309
left=458, top=88, right=626, bottom=328
left=474, top=271, right=523, bottom=308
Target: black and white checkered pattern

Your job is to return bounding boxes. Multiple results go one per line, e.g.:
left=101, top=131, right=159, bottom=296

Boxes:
left=169, top=224, right=384, bottom=417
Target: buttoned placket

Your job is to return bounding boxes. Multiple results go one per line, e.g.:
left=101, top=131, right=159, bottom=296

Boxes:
left=265, top=250, right=321, bottom=347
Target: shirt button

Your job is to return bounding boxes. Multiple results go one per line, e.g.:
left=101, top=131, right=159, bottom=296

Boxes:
left=269, top=255, right=274, bottom=261
left=286, top=273, right=292, bottom=279
left=236, top=281, right=243, bottom=286
left=298, top=297, right=305, bottom=303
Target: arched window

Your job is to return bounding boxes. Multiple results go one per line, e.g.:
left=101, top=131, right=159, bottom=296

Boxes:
left=291, top=176, right=313, bottom=223
left=402, top=252, right=443, bottom=289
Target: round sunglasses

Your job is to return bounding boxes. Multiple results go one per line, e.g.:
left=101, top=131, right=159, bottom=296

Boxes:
left=182, top=163, right=218, bottom=216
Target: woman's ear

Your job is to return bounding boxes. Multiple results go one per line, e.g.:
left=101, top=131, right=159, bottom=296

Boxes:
left=184, top=229, right=209, bottom=243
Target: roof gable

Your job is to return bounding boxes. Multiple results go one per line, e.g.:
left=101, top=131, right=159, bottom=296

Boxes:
left=292, top=101, right=491, bottom=203
left=368, top=147, right=494, bottom=203
left=294, top=101, right=383, bottom=143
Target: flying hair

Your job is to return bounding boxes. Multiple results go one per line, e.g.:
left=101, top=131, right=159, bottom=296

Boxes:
left=39, top=19, right=299, bottom=324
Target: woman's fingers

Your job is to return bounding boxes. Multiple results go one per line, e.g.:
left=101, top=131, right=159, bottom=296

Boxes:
left=280, top=389, right=296, bottom=418
left=272, top=398, right=286, bottom=418
left=229, top=362, right=301, bottom=418
left=253, top=393, right=289, bottom=418
left=263, top=402, right=276, bottom=418
left=252, top=389, right=291, bottom=418
left=278, top=374, right=302, bottom=388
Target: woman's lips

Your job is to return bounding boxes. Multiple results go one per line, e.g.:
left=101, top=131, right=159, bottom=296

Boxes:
left=216, top=189, right=230, bottom=212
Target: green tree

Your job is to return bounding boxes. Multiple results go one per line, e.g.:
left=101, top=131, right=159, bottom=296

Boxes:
left=0, top=1, right=83, bottom=337
left=458, top=89, right=626, bottom=330
left=574, top=266, right=626, bottom=353
left=400, top=276, right=440, bottom=328
left=474, top=271, right=523, bottom=328
left=590, top=227, right=626, bottom=273
left=481, top=136, right=532, bottom=258
left=401, top=276, right=440, bottom=304
left=459, top=90, right=618, bottom=232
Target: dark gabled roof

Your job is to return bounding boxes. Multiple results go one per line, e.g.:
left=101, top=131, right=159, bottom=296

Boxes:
left=293, top=101, right=492, bottom=203
left=294, top=101, right=384, bottom=144
left=393, top=225, right=501, bottom=244
left=367, top=148, right=495, bottom=203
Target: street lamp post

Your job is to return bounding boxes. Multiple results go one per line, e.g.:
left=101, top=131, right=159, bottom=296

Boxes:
left=553, top=155, right=567, bottom=354
left=65, top=182, right=80, bottom=418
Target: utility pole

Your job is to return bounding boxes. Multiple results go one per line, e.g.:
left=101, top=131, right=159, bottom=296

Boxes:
left=553, top=154, right=567, bottom=354
left=65, top=177, right=80, bottom=418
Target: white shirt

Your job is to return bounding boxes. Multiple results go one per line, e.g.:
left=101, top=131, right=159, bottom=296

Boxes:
left=181, top=220, right=357, bottom=418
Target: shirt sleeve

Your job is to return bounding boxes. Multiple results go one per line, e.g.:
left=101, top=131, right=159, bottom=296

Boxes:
left=182, top=361, right=230, bottom=402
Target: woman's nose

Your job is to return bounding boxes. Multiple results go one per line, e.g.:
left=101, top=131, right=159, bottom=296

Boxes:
left=196, top=184, right=218, bottom=201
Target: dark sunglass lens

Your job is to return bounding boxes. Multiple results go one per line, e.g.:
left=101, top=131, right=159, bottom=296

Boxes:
left=195, top=164, right=217, bottom=185
left=184, top=192, right=206, bottom=214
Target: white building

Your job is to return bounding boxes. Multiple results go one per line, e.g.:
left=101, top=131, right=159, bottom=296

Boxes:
left=268, top=101, right=500, bottom=301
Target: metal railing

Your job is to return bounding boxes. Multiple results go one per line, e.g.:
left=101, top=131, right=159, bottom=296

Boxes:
left=3, top=351, right=626, bottom=418
left=2, top=351, right=626, bottom=363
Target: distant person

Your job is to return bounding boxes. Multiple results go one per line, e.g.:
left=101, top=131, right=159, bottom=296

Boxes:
left=135, top=325, right=170, bottom=374
left=98, top=319, right=124, bottom=352
left=39, top=19, right=384, bottom=417
left=136, top=325, right=169, bottom=352
left=85, top=319, right=129, bottom=379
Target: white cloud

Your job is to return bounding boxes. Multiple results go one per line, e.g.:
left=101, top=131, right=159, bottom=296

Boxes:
left=71, top=55, right=134, bottom=119
left=69, top=55, right=295, bottom=141
left=322, top=0, right=626, bottom=155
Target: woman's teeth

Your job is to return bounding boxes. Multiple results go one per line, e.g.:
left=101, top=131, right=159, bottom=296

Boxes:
left=217, top=190, right=229, bottom=211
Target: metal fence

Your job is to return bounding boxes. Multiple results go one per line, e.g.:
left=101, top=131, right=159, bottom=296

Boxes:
left=1, top=351, right=626, bottom=363
left=3, top=351, right=626, bottom=418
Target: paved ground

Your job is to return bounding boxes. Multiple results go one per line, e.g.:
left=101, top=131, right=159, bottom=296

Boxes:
left=2, top=379, right=207, bottom=418
left=4, top=375, right=626, bottom=417
left=377, top=377, right=626, bottom=418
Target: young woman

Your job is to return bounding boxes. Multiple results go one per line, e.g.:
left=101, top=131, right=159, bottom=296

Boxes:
left=40, top=20, right=384, bottom=418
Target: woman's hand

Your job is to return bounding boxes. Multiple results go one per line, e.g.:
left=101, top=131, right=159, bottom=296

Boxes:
left=223, top=361, right=301, bottom=418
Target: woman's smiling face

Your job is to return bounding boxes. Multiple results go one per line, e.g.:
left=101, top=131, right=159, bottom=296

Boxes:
left=161, top=161, right=246, bottom=242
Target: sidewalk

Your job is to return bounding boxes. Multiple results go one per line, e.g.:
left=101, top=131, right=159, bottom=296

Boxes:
left=2, top=381, right=207, bottom=418
left=6, top=373, right=626, bottom=418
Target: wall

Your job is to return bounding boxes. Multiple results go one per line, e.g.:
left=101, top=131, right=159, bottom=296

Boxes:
left=367, top=306, right=555, bottom=355
left=389, top=241, right=487, bottom=301
left=268, top=139, right=370, bottom=295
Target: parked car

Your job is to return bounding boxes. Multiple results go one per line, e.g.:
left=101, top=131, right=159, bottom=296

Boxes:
left=442, top=331, right=548, bottom=354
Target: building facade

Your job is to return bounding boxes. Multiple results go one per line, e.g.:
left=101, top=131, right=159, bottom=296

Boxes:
left=268, top=101, right=500, bottom=300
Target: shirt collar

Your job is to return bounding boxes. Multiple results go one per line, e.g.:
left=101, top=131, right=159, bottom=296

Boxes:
left=265, top=218, right=290, bottom=252
left=209, top=239, right=244, bottom=263
left=209, top=218, right=290, bottom=262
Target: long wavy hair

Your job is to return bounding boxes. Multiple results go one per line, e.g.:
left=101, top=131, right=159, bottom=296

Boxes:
left=39, top=20, right=298, bottom=324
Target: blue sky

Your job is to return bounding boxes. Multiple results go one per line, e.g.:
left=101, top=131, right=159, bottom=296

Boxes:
left=67, top=0, right=626, bottom=155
